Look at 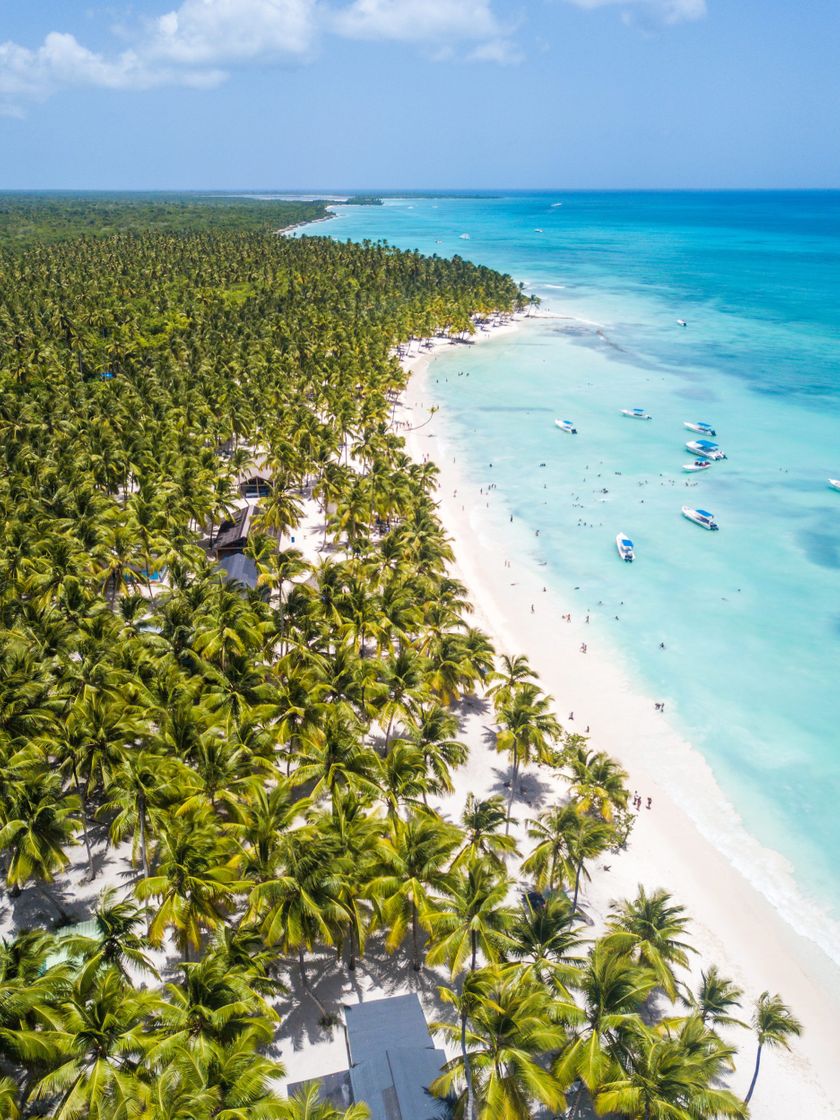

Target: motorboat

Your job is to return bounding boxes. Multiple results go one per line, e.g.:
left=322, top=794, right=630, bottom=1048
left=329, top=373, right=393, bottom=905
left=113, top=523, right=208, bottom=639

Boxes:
left=534, top=228, right=544, bottom=233
left=459, top=233, right=470, bottom=240
left=684, top=420, right=717, bottom=436
left=686, top=439, right=726, bottom=460
left=616, top=533, right=635, bottom=562
left=677, top=319, right=687, bottom=327
left=554, top=419, right=578, bottom=434
left=682, top=506, right=719, bottom=530
left=829, top=479, right=840, bottom=491
left=621, top=407, right=652, bottom=420
left=683, top=460, right=712, bottom=472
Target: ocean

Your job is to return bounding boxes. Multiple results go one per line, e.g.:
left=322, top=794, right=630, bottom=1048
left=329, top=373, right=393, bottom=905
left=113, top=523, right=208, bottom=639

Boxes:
left=301, top=192, right=840, bottom=957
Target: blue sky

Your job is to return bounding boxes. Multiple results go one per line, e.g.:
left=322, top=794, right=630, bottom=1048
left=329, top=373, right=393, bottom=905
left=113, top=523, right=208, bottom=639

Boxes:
left=1, top=0, right=838, bottom=190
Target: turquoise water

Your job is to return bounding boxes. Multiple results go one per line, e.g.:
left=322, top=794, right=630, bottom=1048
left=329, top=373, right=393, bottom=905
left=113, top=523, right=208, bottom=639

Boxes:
left=304, top=193, right=840, bottom=949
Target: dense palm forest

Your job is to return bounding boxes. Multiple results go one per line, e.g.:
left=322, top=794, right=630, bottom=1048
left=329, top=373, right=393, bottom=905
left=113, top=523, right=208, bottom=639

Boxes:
left=0, top=201, right=799, bottom=1119
left=0, top=194, right=340, bottom=249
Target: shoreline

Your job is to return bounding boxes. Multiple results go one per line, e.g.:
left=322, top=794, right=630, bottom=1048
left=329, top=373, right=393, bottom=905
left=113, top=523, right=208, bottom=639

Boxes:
left=398, top=316, right=840, bottom=1118
left=278, top=211, right=337, bottom=236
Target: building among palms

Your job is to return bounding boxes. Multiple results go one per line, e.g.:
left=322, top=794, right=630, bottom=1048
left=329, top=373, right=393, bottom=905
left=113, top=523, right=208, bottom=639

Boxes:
left=287, top=994, right=447, bottom=1120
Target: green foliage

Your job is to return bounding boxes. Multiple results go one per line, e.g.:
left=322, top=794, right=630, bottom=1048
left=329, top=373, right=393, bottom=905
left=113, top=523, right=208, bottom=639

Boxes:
left=0, top=194, right=331, bottom=249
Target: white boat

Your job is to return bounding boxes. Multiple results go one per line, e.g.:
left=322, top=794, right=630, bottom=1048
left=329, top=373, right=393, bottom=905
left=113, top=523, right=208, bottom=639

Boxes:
left=829, top=479, right=840, bottom=491
left=683, top=460, right=712, bottom=472
left=554, top=419, right=577, bottom=434
left=534, top=228, right=544, bottom=233
left=621, top=407, right=652, bottom=420
left=616, top=533, right=635, bottom=562
left=682, top=506, right=719, bottom=531
left=686, top=439, right=726, bottom=460
left=459, top=233, right=470, bottom=240
left=677, top=319, right=687, bottom=327
left=684, top=420, right=716, bottom=436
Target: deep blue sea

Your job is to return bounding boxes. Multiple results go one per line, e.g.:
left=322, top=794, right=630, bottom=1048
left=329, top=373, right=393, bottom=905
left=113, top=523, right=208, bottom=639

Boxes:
left=301, top=192, right=840, bottom=954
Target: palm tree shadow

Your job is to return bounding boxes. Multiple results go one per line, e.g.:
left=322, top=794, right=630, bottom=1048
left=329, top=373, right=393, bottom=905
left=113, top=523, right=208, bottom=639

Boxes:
left=487, top=765, right=555, bottom=814
left=275, top=935, right=454, bottom=1059
left=453, top=694, right=490, bottom=718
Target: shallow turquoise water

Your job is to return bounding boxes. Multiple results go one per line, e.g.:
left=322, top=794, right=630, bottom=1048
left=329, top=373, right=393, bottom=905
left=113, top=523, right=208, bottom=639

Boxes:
left=304, top=193, right=840, bottom=943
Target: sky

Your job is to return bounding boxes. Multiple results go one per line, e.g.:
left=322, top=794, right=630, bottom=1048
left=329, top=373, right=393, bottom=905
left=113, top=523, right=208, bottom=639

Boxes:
left=1, top=0, right=838, bottom=190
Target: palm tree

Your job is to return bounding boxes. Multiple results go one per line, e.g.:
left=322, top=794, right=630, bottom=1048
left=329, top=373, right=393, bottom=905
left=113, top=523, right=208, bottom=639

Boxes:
left=425, top=857, right=516, bottom=976
left=451, top=793, right=518, bottom=871
left=555, top=943, right=656, bottom=1114
left=563, top=744, right=629, bottom=822
left=25, top=968, right=160, bottom=1120
left=506, top=893, right=587, bottom=997
left=432, top=965, right=568, bottom=1119
left=404, top=703, right=468, bottom=797
left=0, top=770, right=80, bottom=920
left=494, top=683, right=562, bottom=832
left=63, top=888, right=158, bottom=987
left=743, top=991, right=802, bottom=1104
left=369, top=811, right=459, bottom=970
left=603, top=887, right=695, bottom=1001
left=279, top=1080, right=371, bottom=1119
left=135, top=815, right=246, bottom=959
left=689, top=965, right=746, bottom=1030
left=523, top=802, right=615, bottom=921
left=595, top=1023, right=747, bottom=1120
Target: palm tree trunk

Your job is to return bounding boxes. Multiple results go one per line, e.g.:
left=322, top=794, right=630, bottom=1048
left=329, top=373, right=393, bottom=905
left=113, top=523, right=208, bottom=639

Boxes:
left=138, top=794, right=150, bottom=879
left=461, top=1003, right=476, bottom=1120
left=505, top=753, right=519, bottom=835
left=412, top=901, right=421, bottom=971
left=745, top=1043, right=763, bottom=1103
left=73, top=762, right=96, bottom=882
left=571, top=858, right=584, bottom=922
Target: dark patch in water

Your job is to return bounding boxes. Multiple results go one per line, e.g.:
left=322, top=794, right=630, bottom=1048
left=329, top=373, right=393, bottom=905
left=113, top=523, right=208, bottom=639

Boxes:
left=799, top=529, right=840, bottom=569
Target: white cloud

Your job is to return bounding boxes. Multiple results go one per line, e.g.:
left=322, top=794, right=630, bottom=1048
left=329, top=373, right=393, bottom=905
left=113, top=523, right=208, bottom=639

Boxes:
left=564, top=0, right=706, bottom=24
left=0, top=30, right=224, bottom=102
left=0, top=0, right=518, bottom=112
left=332, top=0, right=508, bottom=43
left=147, top=0, right=317, bottom=65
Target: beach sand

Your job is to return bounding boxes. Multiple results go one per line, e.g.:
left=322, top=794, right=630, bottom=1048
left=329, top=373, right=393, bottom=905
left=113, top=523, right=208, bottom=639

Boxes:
left=397, top=317, right=840, bottom=1119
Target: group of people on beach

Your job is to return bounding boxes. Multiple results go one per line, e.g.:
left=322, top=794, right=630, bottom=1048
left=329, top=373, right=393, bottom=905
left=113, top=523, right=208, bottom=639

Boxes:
left=633, top=790, right=653, bottom=811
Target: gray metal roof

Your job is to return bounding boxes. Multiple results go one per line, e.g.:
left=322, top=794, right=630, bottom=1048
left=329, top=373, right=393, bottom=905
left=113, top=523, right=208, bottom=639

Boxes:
left=217, top=552, right=259, bottom=589
left=345, top=995, right=447, bottom=1120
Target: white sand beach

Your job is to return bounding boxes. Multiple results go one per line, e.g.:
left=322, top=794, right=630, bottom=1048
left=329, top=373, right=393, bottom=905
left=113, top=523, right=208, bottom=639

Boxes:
left=394, top=318, right=840, bottom=1119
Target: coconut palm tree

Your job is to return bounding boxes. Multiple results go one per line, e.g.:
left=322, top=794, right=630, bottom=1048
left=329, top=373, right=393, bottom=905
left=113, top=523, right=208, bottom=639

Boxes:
left=603, top=887, right=695, bottom=1001
left=451, top=793, right=518, bottom=871
left=135, top=814, right=247, bottom=959
left=24, top=967, right=160, bottom=1120
left=432, top=965, right=568, bottom=1119
left=425, top=857, right=517, bottom=976
left=689, top=965, right=746, bottom=1030
left=369, top=811, right=460, bottom=971
left=595, top=1022, right=747, bottom=1120
left=494, top=683, right=562, bottom=832
left=279, top=1080, right=371, bottom=1119
left=743, top=991, right=802, bottom=1104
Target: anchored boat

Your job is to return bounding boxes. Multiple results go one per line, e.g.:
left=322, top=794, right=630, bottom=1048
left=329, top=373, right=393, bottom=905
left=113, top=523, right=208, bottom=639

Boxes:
left=686, top=439, right=726, bottom=461
left=616, top=533, right=635, bottom=562
left=683, top=460, right=712, bottom=473
left=554, top=419, right=578, bottom=434
left=829, top=479, right=840, bottom=491
left=684, top=421, right=717, bottom=436
left=682, top=506, right=719, bottom=531
left=621, top=407, right=652, bottom=420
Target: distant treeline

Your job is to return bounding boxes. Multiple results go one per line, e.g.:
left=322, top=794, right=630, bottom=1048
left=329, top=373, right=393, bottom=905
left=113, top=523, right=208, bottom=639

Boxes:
left=0, top=195, right=340, bottom=249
